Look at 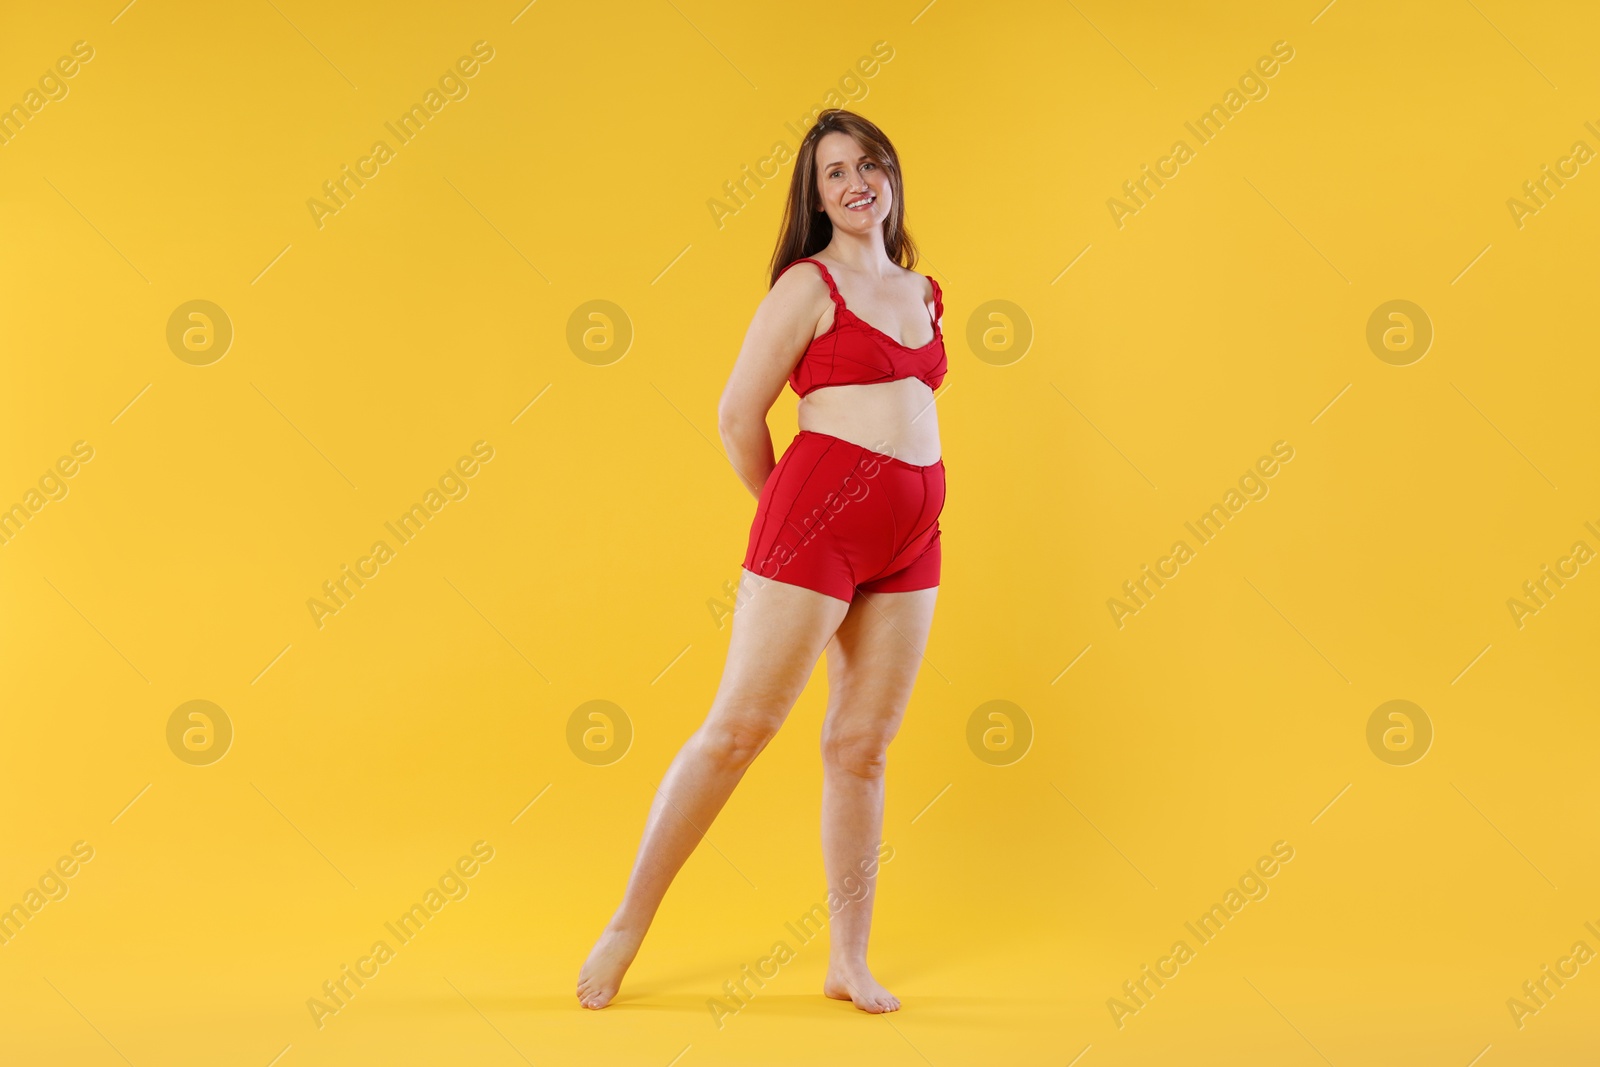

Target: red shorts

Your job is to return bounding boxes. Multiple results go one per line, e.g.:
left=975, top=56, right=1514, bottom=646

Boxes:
left=741, top=430, right=945, bottom=603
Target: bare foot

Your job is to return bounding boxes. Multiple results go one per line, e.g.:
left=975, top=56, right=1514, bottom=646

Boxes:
left=824, top=961, right=901, bottom=1013
left=576, top=926, right=644, bottom=1009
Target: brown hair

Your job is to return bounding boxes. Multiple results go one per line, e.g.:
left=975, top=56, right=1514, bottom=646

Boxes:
left=768, top=108, right=920, bottom=287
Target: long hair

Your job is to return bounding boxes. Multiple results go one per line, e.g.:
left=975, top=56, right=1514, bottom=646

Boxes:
left=768, top=108, right=920, bottom=287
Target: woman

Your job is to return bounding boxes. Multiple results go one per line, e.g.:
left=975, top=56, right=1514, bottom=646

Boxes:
left=578, top=108, right=946, bottom=1015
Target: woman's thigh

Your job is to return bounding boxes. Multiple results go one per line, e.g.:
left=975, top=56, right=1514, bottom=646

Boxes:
left=708, top=568, right=853, bottom=724
left=822, top=586, right=940, bottom=736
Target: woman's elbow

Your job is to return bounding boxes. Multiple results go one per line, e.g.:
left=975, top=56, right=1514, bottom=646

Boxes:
left=717, top=401, right=759, bottom=439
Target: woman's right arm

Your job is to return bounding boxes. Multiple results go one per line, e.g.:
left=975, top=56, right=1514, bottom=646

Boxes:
left=716, top=267, right=825, bottom=499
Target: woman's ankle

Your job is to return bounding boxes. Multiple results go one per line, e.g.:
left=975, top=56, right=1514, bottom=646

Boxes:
left=603, top=912, right=650, bottom=938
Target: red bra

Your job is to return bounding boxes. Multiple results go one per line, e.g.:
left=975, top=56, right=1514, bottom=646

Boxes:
left=779, top=257, right=947, bottom=398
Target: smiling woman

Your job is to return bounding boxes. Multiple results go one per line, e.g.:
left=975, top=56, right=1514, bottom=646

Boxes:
left=578, top=108, right=947, bottom=1017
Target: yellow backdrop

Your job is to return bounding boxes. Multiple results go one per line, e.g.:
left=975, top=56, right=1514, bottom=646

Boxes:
left=3, top=1, right=1597, bottom=1064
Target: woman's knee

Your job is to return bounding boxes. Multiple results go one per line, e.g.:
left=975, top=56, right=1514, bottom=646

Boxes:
left=698, top=709, right=786, bottom=770
left=820, top=727, right=894, bottom=778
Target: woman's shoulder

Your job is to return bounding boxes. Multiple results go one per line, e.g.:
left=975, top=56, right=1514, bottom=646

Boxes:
left=773, top=257, right=834, bottom=296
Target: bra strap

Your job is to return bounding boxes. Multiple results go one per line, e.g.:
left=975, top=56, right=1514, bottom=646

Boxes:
left=927, top=276, right=943, bottom=326
left=785, top=257, right=845, bottom=309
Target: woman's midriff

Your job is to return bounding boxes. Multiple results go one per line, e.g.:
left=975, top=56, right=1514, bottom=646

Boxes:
left=795, top=378, right=942, bottom=467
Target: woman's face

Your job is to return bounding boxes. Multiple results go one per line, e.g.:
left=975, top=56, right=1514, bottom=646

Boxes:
left=814, top=131, right=891, bottom=230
